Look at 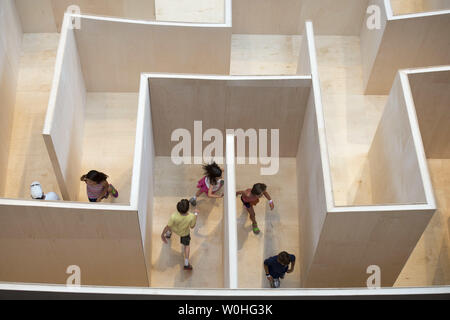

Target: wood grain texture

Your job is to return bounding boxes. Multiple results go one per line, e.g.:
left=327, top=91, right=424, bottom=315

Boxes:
left=297, top=92, right=328, bottom=286
left=368, top=73, right=427, bottom=204
left=360, top=0, right=389, bottom=94
left=0, top=203, right=148, bottom=286
left=74, top=17, right=231, bottom=92
left=391, top=0, right=450, bottom=15
left=230, top=35, right=302, bottom=76
left=306, top=208, right=434, bottom=287
left=77, top=93, right=138, bottom=204
left=155, top=0, right=224, bottom=23
left=315, top=35, right=388, bottom=206
left=409, top=70, right=450, bottom=159
left=0, top=0, right=22, bottom=196
left=3, top=34, right=61, bottom=200
left=45, top=22, right=86, bottom=201
left=150, top=158, right=224, bottom=288
left=51, top=0, right=156, bottom=31
left=363, top=11, right=450, bottom=94
left=395, top=159, right=450, bottom=286
left=232, top=0, right=368, bottom=35
left=149, top=77, right=311, bottom=158
left=15, top=0, right=57, bottom=33
left=15, top=0, right=156, bottom=33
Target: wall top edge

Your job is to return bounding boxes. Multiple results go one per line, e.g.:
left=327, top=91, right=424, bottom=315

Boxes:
left=0, top=198, right=135, bottom=212
left=402, top=66, right=450, bottom=75
left=67, top=13, right=232, bottom=28
left=143, top=73, right=312, bottom=81
left=329, top=204, right=436, bottom=214
left=0, top=282, right=449, bottom=297
left=389, top=9, right=450, bottom=21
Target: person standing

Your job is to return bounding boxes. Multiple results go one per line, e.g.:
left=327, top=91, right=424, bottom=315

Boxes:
left=161, top=199, right=199, bottom=270
left=264, top=251, right=296, bottom=288
left=236, top=183, right=274, bottom=234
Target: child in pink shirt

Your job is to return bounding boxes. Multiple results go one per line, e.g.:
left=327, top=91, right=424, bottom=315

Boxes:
left=189, top=162, right=224, bottom=206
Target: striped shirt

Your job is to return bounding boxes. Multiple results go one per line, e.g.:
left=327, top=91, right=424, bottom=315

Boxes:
left=87, top=183, right=106, bottom=199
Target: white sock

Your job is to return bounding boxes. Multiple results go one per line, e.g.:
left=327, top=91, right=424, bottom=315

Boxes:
left=184, top=259, right=189, bottom=266
left=192, top=196, right=197, bottom=200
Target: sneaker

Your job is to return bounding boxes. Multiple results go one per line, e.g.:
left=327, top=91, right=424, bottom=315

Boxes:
left=252, top=224, right=261, bottom=235
left=273, top=279, right=280, bottom=288
left=165, top=231, right=172, bottom=239
left=184, top=264, right=193, bottom=271
left=189, top=197, right=197, bottom=207
left=110, top=185, right=119, bottom=198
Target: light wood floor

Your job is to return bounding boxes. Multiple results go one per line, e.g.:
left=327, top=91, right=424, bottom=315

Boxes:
left=4, top=33, right=61, bottom=200
left=150, top=157, right=224, bottom=288
left=230, top=35, right=302, bottom=76
left=390, top=0, right=426, bottom=15
left=395, top=159, right=450, bottom=286
left=390, top=0, right=450, bottom=15
left=315, top=36, right=388, bottom=206
left=314, top=35, right=450, bottom=286
left=155, top=0, right=225, bottom=23
left=76, top=93, right=138, bottom=204
left=236, top=159, right=301, bottom=289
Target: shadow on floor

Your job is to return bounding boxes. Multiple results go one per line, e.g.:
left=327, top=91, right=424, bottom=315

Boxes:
left=237, top=207, right=257, bottom=250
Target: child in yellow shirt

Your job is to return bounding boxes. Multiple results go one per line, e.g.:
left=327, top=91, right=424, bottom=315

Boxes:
left=161, top=199, right=199, bottom=270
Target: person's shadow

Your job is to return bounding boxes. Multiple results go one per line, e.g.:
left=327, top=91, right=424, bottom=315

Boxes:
left=193, top=197, right=223, bottom=239
left=237, top=206, right=255, bottom=250
left=152, top=239, right=184, bottom=272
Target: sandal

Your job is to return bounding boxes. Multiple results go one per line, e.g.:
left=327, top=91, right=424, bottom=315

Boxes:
left=110, top=185, right=119, bottom=198
left=252, top=224, right=260, bottom=235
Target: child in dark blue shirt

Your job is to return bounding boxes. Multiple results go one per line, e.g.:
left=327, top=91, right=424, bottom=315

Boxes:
left=264, top=251, right=296, bottom=288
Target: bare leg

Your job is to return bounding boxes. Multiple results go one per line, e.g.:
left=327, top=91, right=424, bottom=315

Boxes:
left=190, top=190, right=203, bottom=207
left=183, top=245, right=193, bottom=270
left=246, top=206, right=257, bottom=225
left=246, top=206, right=260, bottom=234
left=184, top=245, right=190, bottom=261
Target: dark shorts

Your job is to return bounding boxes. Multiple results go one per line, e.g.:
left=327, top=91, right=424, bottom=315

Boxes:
left=241, top=196, right=252, bottom=209
left=88, top=193, right=109, bottom=202
left=181, top=234, right=191, bottom=246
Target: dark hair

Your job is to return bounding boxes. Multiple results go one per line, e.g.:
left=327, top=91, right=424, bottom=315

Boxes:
left=278, top=251, right=291, bottom=265
left=203, top=162, right=222, bottom=186
left=251, top=183, right=267, bottom=196
left=177, top=199, right=190, bottom=214
left=80, top=170, right=109, bottom=184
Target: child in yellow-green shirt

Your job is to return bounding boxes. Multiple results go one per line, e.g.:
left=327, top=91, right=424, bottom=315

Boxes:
left=161, top=199, right=198, bottom=270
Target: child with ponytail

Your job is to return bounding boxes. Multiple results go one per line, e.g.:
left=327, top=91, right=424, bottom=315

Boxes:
left=189, top=162, right=224, bottom=206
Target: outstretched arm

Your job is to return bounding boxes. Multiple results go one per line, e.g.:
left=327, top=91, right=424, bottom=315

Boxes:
left=264, top=263, right=274, bottom=285
left=263, top=191, right=274, bottom=210
left=96, top=181, right=110, bottom=202
left=161, top=225, right=171, bottom=244
left=190, top=209, right=199, bottom=229
left=208, top=186, right=223, bottom=198
left=287, top=260, right=295, bottom=273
